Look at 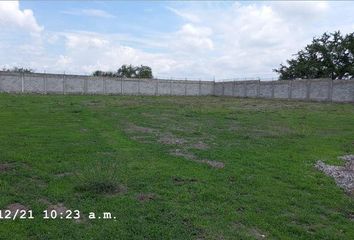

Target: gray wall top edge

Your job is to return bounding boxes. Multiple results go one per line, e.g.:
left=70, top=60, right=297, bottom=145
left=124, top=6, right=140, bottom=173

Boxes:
left=218, top=78, right=354, bottom=84
left=0, top=71, right=214, bottom=83
left=1, top=71, right=354, bottom=84
left=0, top=71, right=22, bottom=77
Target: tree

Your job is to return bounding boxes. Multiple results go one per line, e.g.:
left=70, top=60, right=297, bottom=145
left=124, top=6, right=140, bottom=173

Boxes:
left=117, top=64, right=137, bottom=78
left=2, top=67, right=33, bottom=73
left=92, top=70, right=115, bottom=77
left=135, top=65, right=153, bottom=79
left=92, top=65, right=153, bottom=79
left=274, top=31, right=354, bottom=80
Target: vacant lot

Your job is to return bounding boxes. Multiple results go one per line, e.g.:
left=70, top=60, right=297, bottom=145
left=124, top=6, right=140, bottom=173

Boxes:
left=0, top=94, right=353, bottom=239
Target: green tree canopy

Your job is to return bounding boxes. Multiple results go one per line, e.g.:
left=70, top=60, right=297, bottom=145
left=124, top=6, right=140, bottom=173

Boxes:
left=93, top=65, right=153, bottom=79
left=1, top=67, right=33, bottom=73
left=274, top=31, right=354, bottom=80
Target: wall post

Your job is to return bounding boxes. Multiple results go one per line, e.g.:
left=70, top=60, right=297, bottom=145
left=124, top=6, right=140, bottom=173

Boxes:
left=198, top=80, right=201, bottom=96
left=328, top=79, right=333, bottom=102
left=306, top=79, right=311, bottom=100
left=0, top=74, right=2, bottom=92
left=184, top=79, right=187, bottom=96
left=170, top=79, right=172, bottom=95
left=84, top=77, right=88, bottom=94
left=222, top=82, right=225, bottom=96
left=138, top=79, right=140, bottom=95
left=243, top=82, right=247, bottom=97
left=271, top=81, right=275, bottom=98
left=21, top=73, right=24, bottom=93
left=43, top=74, right=47, bottom=94
left=257, top=80, right=260, bottom=97
left=288, top=80, right=292, bottom=99
left=63, top=73, right=66, bottom=95
left=156, top=79, right=159, bottom=96
left=103, top=78, right=106, bottom=95
left=232, top=81, right=236, bottom=97
left=213, top=79, right=216, bottom=96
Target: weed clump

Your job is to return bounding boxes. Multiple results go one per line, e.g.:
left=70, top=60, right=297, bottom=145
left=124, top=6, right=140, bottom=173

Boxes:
left=75, top=160, right=126, bottom=195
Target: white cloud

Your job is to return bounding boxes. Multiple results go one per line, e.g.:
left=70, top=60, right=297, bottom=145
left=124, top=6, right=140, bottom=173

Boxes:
left=1, top=1, right=353, bottom=80
left=167, top=7, right=200, bottom=23
left=271, top=1, right=329, bottom=21
left=158, top=1, right=338, bottom=79
left=65, top=33, right=109, bottom=49
left=41, top=31, right=177, bottom=75
left=172, top=24, right=214, bottom=51
left=0, top=1, right=43, bottom=33
left=62, top=9, right=115, bottom=18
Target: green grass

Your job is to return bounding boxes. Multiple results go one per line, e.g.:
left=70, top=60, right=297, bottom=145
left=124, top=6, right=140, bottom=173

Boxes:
left=0, top=94, right=353, bottom=239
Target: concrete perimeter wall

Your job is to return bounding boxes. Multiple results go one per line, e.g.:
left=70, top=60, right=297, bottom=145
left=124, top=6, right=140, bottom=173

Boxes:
left=0, top=72, right=213, bottom=97
left=0, top=72, right=353, bottom=102
left=214, top=78, right=354, bottom=103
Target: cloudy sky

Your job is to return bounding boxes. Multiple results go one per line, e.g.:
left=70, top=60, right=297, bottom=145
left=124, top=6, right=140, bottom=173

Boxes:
left=0, top=1, right=353, bottom=80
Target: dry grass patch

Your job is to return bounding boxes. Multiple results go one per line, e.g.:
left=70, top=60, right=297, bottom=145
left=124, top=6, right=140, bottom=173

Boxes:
left=2, top=203, right=28, bottom=217
left=136, top=193, right=157, bottom=202
left=172, top=176, right=198, bottom=186
left=0, top=163, right=12, bottom=172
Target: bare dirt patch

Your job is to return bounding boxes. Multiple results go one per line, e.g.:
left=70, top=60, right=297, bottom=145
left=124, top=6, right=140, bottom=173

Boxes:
left=136, top=193, right=156, bottom=202
left=315, top=154, right=354, bottom=194
left=170, top=149, right=224, bottom=169
left=127, top=124, right=222, bottom=168
left=40, top=199, right=86, bottom=223
left=47, top=203, right=68, bottom=214
left=172, top=176, right=198, bottom=185
left=190, top=141, right=209, bottom=150
left=199, top=159, right=225, bottom=169
left=126, top=124, right=155, bottom=134
left=55, top=172, right=73, bottom=177
left=159, top=134, right=186, bottom=145
left=38, top=198, right=51, bottom=205
left=232, top=222, right=267, bottom=239
left=3, top=203, right=28, bottom=217
left=0, top=163, right=12, bottom=172
left=170, top=149, right=196, bottom=160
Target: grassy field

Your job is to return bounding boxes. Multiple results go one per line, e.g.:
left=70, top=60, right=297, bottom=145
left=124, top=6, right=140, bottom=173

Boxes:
left=0, top=94, right=353, bottom=239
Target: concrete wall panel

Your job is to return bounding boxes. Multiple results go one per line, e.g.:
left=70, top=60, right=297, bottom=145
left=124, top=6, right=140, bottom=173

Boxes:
left=332, top=80, right=354, bottom=102
left=245, top=82, right=258, bottom=97
left=186, top=82, right=200, bottom=96
left=223, top=82, right=234, bottom=96
left=24, top=74, right=44, bottom=93
left=259, top=82, right=272, bottom=98
left=171, top=81, right=186, bottom=96
left=309, top=80, right=330, bottom=101
left=214, top=83, right=223, bottom=96
left=122, top=80, right=139, bottom=95
left=233, top=83, right=245, bottom=97
left=46, top=75, right=64, bottom=93
left=0, top=73, right=21, bottom=93
left=291, top=80, right=307, bottom=100
left=157, top=80, right=171, bottom=95
left=87, top=78, right=104, bottom=94
left=106, top=78, right=122, bottom=95
left=65, top=76, right=84, bottom=94
left=273, top=82, right=289, bottom=99
left=200, top=82, right=214, bottom=95
left=140, top=79, right=156, bottom=95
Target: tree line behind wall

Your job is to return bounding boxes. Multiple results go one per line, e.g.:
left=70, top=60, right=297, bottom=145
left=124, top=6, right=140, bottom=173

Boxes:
left=274, top=31, right=354, bottom=80
left=92, top=64, right=153, bottom=79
